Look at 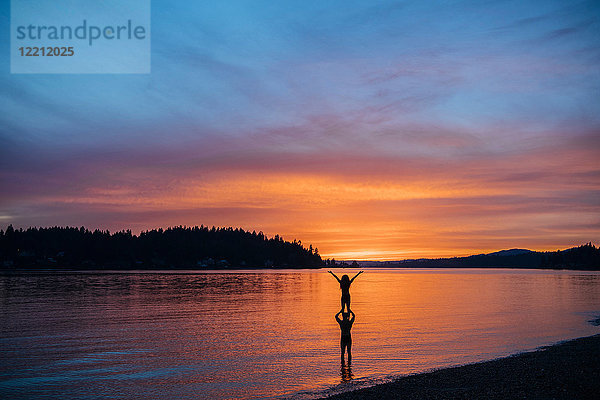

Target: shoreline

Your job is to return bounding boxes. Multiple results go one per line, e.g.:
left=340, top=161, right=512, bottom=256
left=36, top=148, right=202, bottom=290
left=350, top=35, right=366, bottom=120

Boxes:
left=3, top=266, right=600, bottom=273
left=323, top=334, right=600, bottom=399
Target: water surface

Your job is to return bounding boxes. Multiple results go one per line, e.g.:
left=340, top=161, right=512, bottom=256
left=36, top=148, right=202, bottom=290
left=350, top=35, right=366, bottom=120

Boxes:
left=1, top=268, right=599, bottom=399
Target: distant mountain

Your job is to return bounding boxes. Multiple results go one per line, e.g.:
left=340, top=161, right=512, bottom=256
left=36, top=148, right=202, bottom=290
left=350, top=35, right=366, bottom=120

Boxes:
left=356, top=243, right=599, bottom=271
left=486, top=249, right=534, bottom=257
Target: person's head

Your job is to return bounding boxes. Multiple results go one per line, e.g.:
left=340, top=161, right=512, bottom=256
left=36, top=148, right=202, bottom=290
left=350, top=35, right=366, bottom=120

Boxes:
left=342, top=312, right=350, bottom=320
left=341, top=275, right=350, bottom=283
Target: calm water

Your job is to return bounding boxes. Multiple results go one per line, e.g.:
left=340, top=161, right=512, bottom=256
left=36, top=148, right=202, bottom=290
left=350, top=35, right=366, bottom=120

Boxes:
left=1, top=269, right=599, bottom=399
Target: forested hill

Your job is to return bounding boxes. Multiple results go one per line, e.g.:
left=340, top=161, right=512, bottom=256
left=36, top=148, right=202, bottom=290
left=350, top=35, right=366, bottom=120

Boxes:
left=0, top=225, right=323, bottom=269
left=375, top=243, right=600, bottom=270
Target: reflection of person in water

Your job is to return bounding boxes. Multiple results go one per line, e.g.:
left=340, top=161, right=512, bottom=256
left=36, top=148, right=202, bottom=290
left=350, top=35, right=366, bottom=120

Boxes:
left=340, top=360, right=353, bottom=382
left=328, top=271, right=363, bottom=313
left=336, top=310, right=355, bottom=363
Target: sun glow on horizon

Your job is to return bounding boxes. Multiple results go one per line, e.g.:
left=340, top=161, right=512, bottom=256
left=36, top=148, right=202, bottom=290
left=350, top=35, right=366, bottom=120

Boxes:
left=5, top=159, right=597, bottom=260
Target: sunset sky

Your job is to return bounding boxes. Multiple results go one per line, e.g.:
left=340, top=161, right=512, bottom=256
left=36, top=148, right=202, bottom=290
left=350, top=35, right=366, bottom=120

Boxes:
left=1, top=0, right=599, bottom=259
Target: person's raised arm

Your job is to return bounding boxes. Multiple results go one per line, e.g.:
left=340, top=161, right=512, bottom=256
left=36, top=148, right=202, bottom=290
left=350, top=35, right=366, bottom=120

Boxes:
left=335, top=311, right=342, bottom=323
left=350, top=270, right=364, bottom=283
left=328, top=270, right=341, bottom=283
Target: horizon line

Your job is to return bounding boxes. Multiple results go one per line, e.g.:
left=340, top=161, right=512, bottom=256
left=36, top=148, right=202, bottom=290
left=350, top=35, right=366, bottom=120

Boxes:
left=2, top=223, right=595, bottom=263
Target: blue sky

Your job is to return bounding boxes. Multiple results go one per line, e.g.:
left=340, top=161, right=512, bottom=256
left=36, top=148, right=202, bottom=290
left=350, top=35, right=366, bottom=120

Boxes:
left=1, top=0, right=599, bottom=258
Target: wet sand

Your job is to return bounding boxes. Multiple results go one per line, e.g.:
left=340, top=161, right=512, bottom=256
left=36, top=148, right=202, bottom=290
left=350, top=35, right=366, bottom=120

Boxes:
left=324, top=334, right=600, bottom=399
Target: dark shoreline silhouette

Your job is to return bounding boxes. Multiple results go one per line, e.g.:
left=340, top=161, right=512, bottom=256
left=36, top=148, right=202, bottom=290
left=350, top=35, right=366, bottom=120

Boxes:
left=0, top=225, right=322, bottom=269
left=1, top=225, right=598, bottom=270
left=359, top=243, right=600, bottom=271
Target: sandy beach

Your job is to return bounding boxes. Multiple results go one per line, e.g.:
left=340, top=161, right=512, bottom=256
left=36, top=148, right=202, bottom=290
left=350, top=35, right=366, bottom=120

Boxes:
left=325, top=334, right=600, bottom=399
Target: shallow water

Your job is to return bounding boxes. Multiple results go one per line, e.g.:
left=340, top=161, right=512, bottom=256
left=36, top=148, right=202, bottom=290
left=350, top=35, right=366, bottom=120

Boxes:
left=1, top=268, right=599, bottom=399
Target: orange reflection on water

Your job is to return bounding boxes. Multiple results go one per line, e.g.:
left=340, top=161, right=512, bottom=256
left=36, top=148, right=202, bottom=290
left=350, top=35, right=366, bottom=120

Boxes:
left=2, top=270, right=599, bottom=399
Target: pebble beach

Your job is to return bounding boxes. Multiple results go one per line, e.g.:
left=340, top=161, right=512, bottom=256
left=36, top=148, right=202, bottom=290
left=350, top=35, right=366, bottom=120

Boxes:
left=324, top=334, right=600, bottom=400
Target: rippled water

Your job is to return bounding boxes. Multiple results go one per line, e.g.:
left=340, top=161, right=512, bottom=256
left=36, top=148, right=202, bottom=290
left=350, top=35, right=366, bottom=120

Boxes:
left=1, top=269, right=599, bottom=399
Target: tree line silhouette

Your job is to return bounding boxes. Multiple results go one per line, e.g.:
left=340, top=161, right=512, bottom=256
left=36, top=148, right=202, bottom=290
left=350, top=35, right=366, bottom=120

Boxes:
left=1, top=224, right=596, bottom=270
left=0, top=225, right=323, bottom=269
left=539, top=242, right=600, bottom=270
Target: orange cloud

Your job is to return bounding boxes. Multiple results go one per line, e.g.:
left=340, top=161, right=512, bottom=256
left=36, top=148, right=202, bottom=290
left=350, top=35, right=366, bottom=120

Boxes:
left=2, top=126, right=598, bottom=260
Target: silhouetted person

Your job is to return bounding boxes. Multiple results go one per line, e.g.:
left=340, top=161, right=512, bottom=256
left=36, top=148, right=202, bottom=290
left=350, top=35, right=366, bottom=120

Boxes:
left=336, top=310, right=355, bottom=363
left=328, top=270, right=363, bottom=313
